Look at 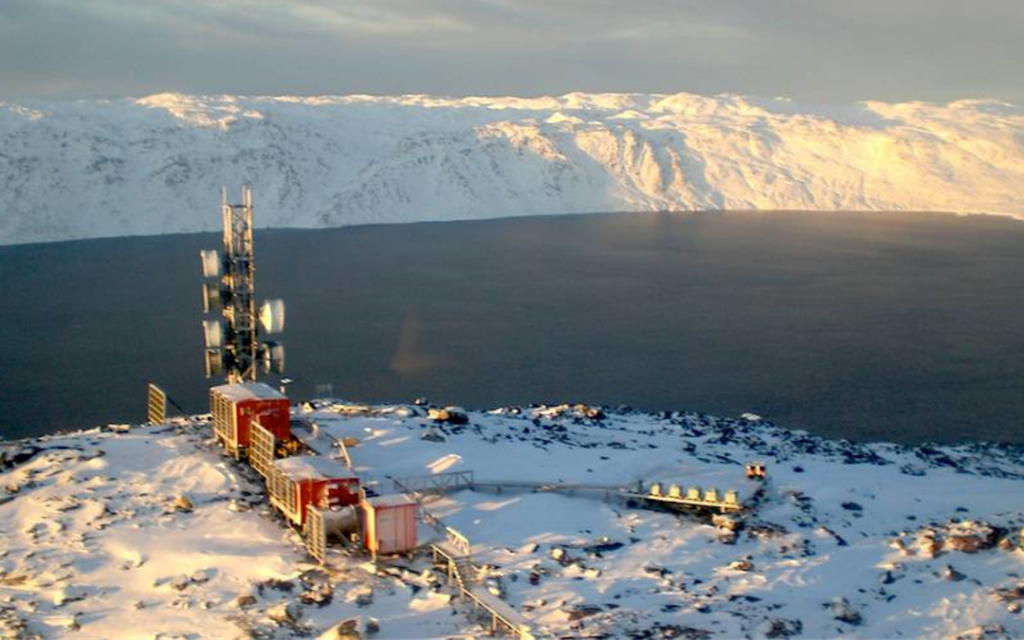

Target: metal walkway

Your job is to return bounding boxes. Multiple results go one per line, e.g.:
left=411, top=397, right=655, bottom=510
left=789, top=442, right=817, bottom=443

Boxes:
left=392, top=471, right=756, bottom=513
left=431, top=542, right=536, bottom=640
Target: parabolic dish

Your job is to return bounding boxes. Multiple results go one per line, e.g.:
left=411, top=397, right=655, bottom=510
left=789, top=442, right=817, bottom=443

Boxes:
left=200, top=250, right=221, bottom=278
left=202, top=319, right=224, bottom=349
left=260, top=299, right=286, bottom=334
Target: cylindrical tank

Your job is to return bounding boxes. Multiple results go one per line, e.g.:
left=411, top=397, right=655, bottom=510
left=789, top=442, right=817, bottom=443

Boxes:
left=323, top=506, right=359, bottom=536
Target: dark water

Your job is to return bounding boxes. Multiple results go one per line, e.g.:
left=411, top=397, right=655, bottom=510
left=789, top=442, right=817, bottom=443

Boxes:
left=2, top=210, right=1023, bottom=444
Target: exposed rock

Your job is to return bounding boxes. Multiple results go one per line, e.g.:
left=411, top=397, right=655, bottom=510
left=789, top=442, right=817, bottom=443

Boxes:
left=762, top=617, right=804, bottom=639
left=267, top=600, right=303, bottom=625
left=190, top=569, right=212, bottom=584
left=727, top=557, right=754, bottom=572
left=63, top=613, right=80, bottom=631
left=169, top=575, right=191, bottom=591
left=582, top=536, right=625, bottom=553
left=352, top=586, right=374, bottom=607
left=637, top=624, right=712, bottom=639
left=236, top=595, right=257, bottom=609
left=484, top=576, right=505, bottom=598
left=914, top=530, right=943, bottom=559
left=841, top=502, right=863, bottom=512
left=257, top=578, right=295, bottom=593
left=172, top=494, right=194, bottom=513
left=420, top=428, right=446, bottom=443
left=643, top=564, right=671, bottom=579
left=954, top=624, right=1009, bottom=639
left=364, top=618, right=380, bottom=635
left=427, top=407, right=468, bottom=425
left=717, top=530, right=738, bottom=545
left=712, top=514, right=740, bottom=532
left=53, top=586, right=88, bottom=606
left=327, top=618, right=362, bottom=640
left=946, top=521, right=1000, bottom=553
left=828, top=597, right=862, bottom=625
left=942, top=564, right=967, bottom=582
left=565, top=604, right=603, bottom=622
left=992, top=582, right=1024, bottom=602
left=298, top=583, right=334, bottom=607
left=0, top=605, right=40, bottom=640
left=748, top=523, right=788, bottom=540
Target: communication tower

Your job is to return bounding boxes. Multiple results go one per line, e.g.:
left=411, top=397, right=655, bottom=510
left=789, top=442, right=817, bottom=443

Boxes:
left=200, top=185, right=286, bottom=383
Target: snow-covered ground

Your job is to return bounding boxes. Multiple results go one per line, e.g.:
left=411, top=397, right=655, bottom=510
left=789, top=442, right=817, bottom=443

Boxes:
left=2, top=403, right=1023, bottom=639
left=1, top=92, right=1023, bottom=245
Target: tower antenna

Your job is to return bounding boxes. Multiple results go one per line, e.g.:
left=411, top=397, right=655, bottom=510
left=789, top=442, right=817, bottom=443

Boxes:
left=200, top=185, right=286, bottom=383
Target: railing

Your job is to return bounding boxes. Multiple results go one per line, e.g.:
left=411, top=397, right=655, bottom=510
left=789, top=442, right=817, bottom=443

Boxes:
left=621, top=485, right=745, bottom=512
left=249, top=420, right=276, bottom=479
left=430, top=543, right=536, bottom=640
left=470, top=479, right=622, bottom=500
left=266, top=465, right=301, bottom=525
left=305, top=505, right=326, bottom=563
left=392, top=470, right=475, bottom=495
left=335, top=438, right=353, bottom=470
left=398, top=472, right=538, bottom=638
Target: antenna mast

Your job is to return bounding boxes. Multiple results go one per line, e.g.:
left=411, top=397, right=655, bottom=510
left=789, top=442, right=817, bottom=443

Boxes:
left=200, top=185, right=286, bottom=383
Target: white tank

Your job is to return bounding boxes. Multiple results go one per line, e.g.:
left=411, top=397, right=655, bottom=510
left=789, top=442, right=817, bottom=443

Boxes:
left=323, top=506, right=359, bottom=536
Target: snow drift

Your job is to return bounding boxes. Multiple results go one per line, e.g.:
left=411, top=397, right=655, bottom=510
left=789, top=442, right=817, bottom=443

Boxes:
left=2, top=403, right=1023, bottom=638
left=1, top=91, right=1023, bottom=245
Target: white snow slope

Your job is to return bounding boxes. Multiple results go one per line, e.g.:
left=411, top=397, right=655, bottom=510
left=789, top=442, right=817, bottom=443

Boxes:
left=2, top=403, right=1023, bottom=639
left=1, top=92, right=1023, bottom=245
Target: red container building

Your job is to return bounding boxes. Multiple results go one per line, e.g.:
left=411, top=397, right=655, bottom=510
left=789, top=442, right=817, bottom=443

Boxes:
left=210, top=382, right=291, bottom=459
left=361, top=494, right=418, bottom=555
left=268, top=456, right=361, bottom=527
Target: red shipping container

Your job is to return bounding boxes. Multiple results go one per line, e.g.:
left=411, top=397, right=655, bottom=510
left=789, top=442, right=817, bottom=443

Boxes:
left=209, top=382, right=290, bottom=459
left=270, top=456, right=360, bottom=527
left=361, top=494, right=417, bottom=555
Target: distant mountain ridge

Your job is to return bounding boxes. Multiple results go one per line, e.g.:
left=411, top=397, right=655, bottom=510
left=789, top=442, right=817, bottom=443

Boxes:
left=1, top=91, right=1023, bottom=245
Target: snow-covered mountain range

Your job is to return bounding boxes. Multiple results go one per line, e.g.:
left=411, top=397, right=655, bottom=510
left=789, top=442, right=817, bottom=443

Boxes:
left=1, top=92, right=1023, bottom=245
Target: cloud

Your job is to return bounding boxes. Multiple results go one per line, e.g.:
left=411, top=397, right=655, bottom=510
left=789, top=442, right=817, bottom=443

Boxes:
left=0, top=0, right=1021, bottom=103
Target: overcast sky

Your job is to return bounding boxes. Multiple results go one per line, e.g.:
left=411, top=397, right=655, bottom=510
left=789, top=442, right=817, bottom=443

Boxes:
left=1, top=0, right=1021, bottom=104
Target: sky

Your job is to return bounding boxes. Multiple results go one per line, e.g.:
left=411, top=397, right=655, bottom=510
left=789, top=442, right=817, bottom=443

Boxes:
left=1, top=0, right=1022, bottom=104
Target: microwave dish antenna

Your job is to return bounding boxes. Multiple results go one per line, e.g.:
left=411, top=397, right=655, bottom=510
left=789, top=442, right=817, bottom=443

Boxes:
left=199, top=185, right=287, bottom=383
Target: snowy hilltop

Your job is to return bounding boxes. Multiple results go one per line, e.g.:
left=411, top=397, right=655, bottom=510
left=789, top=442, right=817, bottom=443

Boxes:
left=2, top=402, right=1023, bottom=639
left=1, top=92, right=1024, bottom=245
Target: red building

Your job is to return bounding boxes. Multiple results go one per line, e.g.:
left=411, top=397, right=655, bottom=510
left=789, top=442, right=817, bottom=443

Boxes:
left=361, top=494, right=418, bottom=555
left=209, top=382, right=290, bottom=459
left=269, top=456, right=361, bottom=527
